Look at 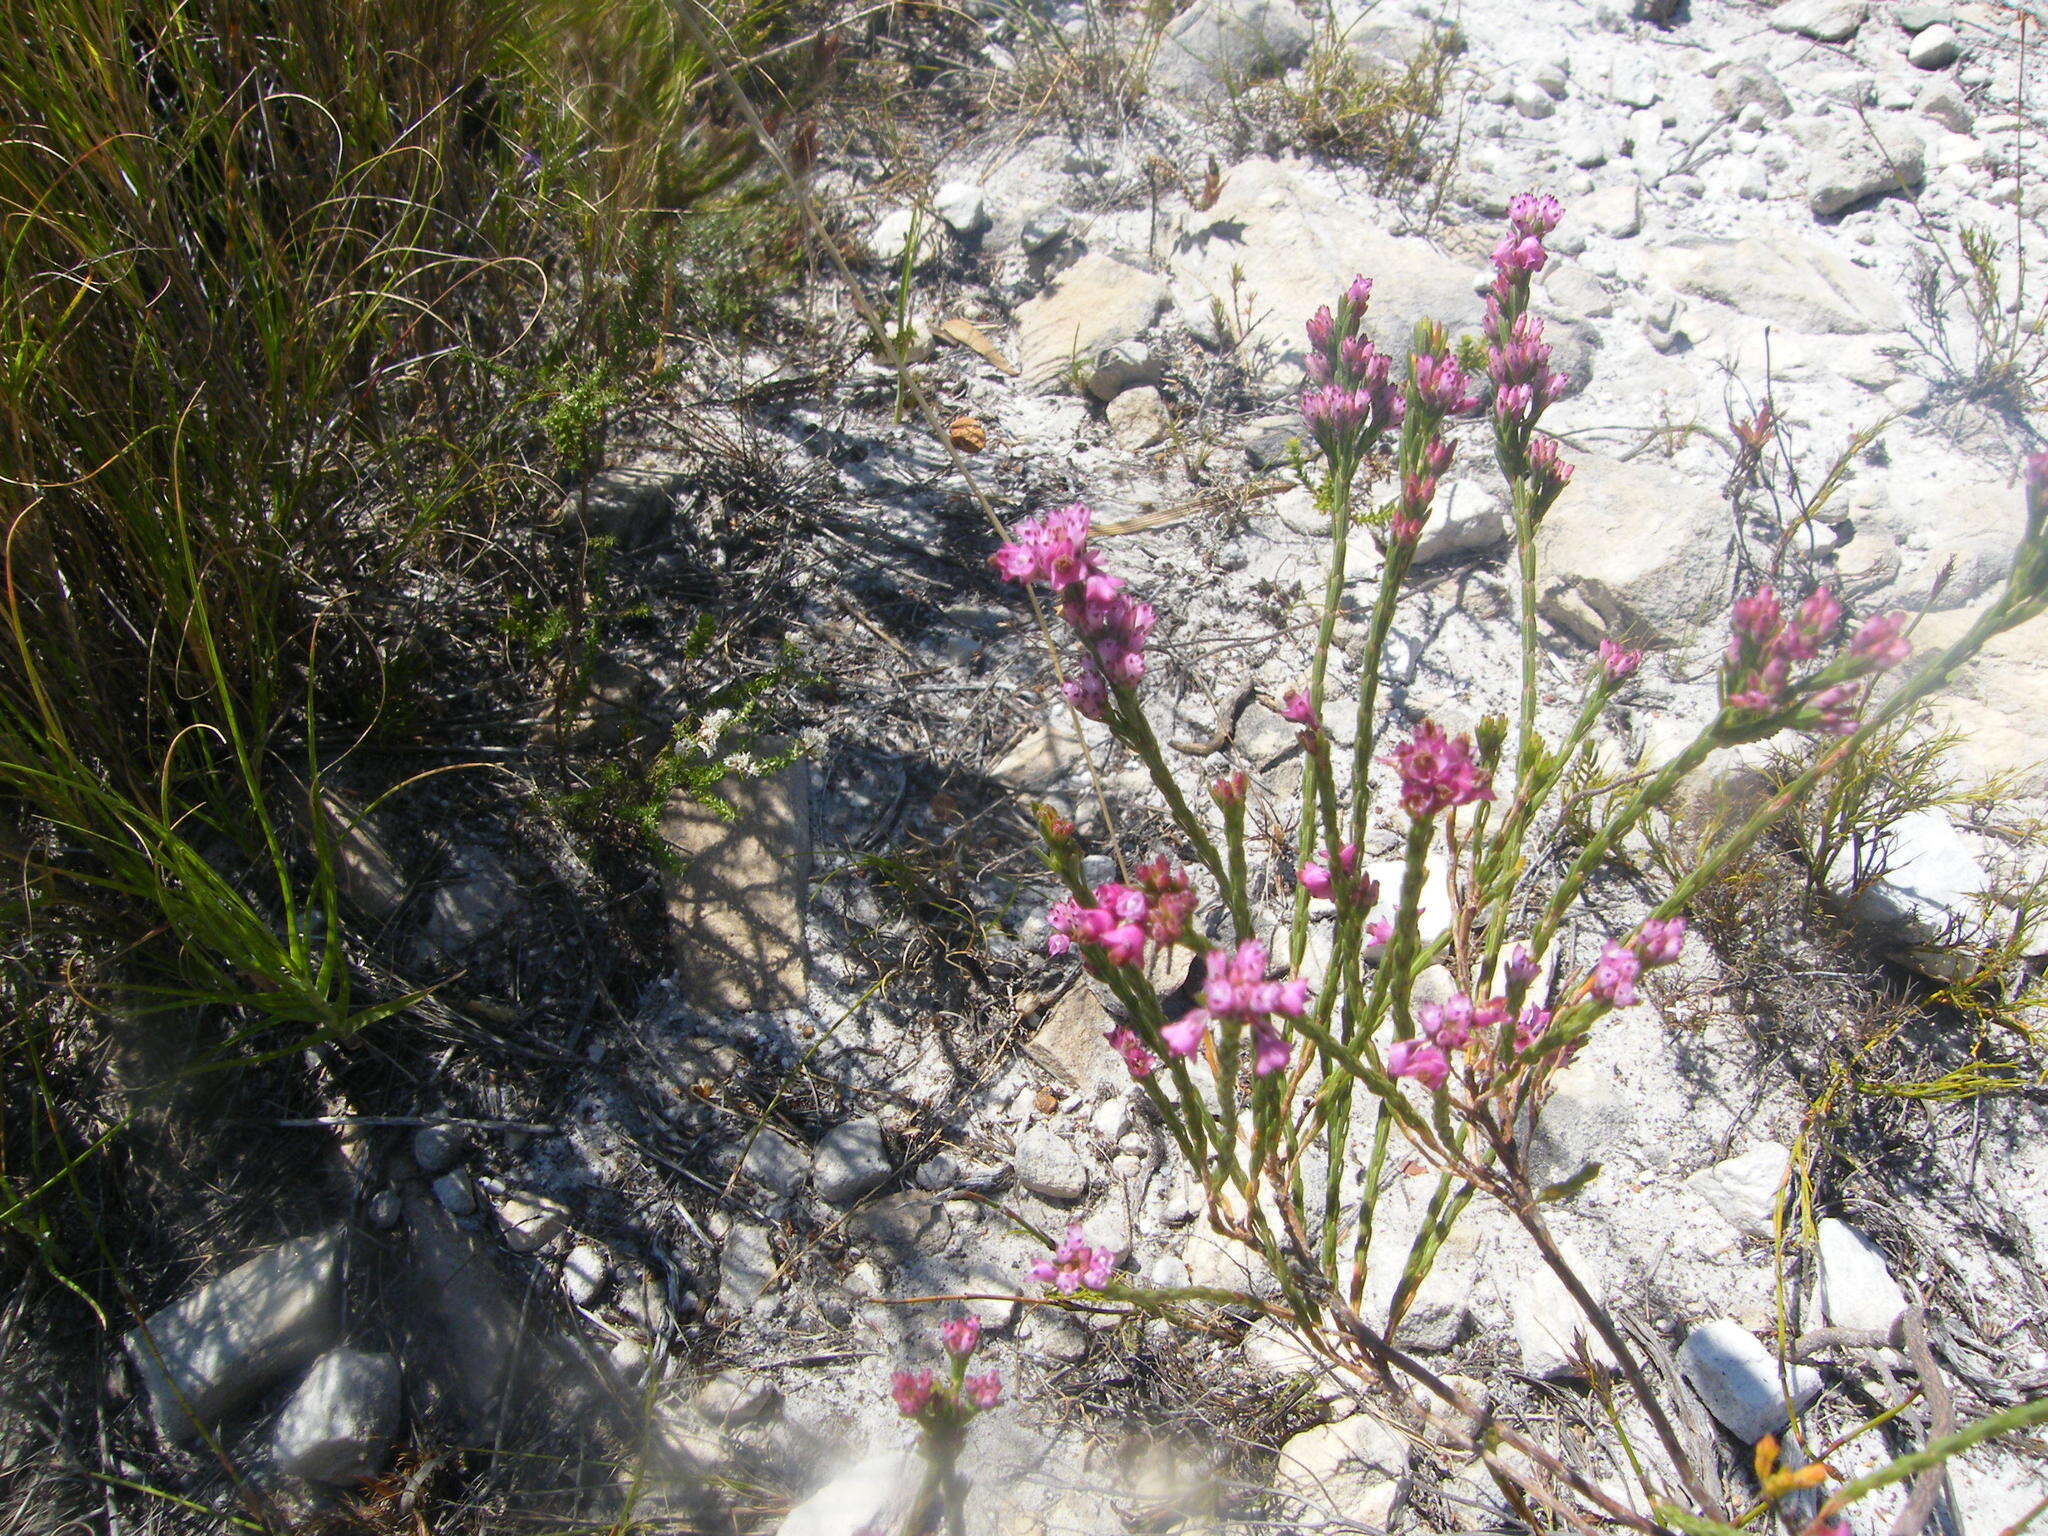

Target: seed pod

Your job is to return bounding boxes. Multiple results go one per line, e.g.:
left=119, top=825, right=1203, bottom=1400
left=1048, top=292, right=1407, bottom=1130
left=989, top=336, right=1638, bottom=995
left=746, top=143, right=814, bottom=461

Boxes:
left=948, top=415, right=987, bottom=453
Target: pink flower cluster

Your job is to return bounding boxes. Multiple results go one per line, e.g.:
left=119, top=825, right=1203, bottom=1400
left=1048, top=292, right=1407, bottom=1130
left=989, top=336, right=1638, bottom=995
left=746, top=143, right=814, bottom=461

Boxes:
left=1301, top=276, right=1405, bottom=461
left=1589, top=917, right=1687, bottom=1008
left=1597, top=638, right=1643, bottom=682
left=1723, top=583, right=1909, bottom=731
left=1029, top=1223, right=1116, bottom=1293
left=1159, top=939, right=1308, bottom=1076
left=1046, top=857, right=1194, bottom=968
left=1486, top=311, right=1568, bottom=429
left=1391, top=720, right=1495, bottom=820
left=993, top=502, right=1154, bottom=720
left=1386, top=987, right=1556, bottom=1090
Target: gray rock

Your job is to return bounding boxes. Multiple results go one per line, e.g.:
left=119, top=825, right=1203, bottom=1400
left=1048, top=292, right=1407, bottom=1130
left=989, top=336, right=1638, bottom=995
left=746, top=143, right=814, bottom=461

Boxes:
left=1807, top=118, right=1926, bottom=216
left=1907, top=23, right=1960, bottom=68
left=1770, top=0, right=1867, bottom=43
left=431, top=1171, right=476, bottom=1217
left=1150, top=0, right=1312, bottom=99
left=1685, top=1143, right=1791, bottom=1238
left=411, top=1122, right=467, bottom=1176
left=315, top=790, right=408, bottom=921
left=1086, top=339, right=1161, bottom=402
left=270, top=1348, right=399, bottom=1485
left=814, top=1118, right=891, bottom=1204
left=741, top=1128, right=810, bottom=1197
left=1107, top=386, right=1173, bottom=449
left=494, top=1194, right=568, bottom=1253
left=1677, top=1320, right=1821, bottom=1443
left=1019, top=207, right=1070, bottom=253
left=1712, top=63, right=1794, bottom=121
left=1014, top=1126, right=1090, bottom=1202
left=563, top=1243, right=608, bottom=1306
left=931, top=180, right=988, bottom=238
left=719, top=1222, right=779, bottom=1312
left=424, top=847, right=519, bottom=954
left=1815, top=1218, right=1910, bottom=1334
left=125, top=1232, right=343, bottom=1444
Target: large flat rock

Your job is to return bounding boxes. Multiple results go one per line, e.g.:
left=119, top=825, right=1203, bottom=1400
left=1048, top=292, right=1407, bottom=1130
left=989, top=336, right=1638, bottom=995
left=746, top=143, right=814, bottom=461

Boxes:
left=661, top=761, right=811, bottom=1012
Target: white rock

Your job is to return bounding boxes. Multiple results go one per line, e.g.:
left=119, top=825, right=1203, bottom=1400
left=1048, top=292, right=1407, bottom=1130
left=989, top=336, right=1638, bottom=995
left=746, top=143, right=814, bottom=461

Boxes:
left=1014, top=252, right=1169, bottom=389
left=1578, top=182, right=1642, bottom=239
left=1660, top=235, right=1902, bottom=333
left=1511, top=1243, right=1619, bottom=1378
left=1832, top=808, right=1991, bottom=973
left=495, top=1194, right=568, bottom=1253
left=1107, top=386, right=1172, bottom=449
left=1814, top=1218, right=1909, bottom=1334
left=814, top=1119, right=892, bottom=1205
left=1808, top=118, right=1927, bottom=216
left=1907, top=23, right=1960, bottom=68
left=1272, top=1412, right=1408, bottom=1524
left=1014, top=1126, right=1090, bottom=1201
left=270, top=1348, right=399, bottom=1485
left=563, top=1243, right=608, bottom=1306
left=776, top=1453, right=922, bottom=1536
left=1685, top=1143, right=1791, bottom=1239
left=125, top=1232, right=344, bottom=1444
left=931, top=180, right=988, bottom=237
left=1770, top=0, right=1867, bottom=43
left=1537, top=452, right=1735, bottom=647
left=1150, top=0, right=1312, bottom=98
left=1677, top=1320, right=1821, bottom=1442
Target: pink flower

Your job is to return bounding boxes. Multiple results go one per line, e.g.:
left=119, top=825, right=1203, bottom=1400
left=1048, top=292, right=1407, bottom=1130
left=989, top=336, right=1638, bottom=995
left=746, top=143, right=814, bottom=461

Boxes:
left=1250, top=1020, right=1292, bottom=1076
left=1598, top=639, right=1643, bottom=682
left=1160, top=1011, right=1209, bottom=1058
left=1636, top=916, right=1686, bottom=966
left=962, top=1371, right=1003, bottom=1410
left=941, top=1316, right=982, bottom=1359
left=1387, top=1037, right=1449, bottom=1090
left=1412, top=351, right=1477, bottom=415
left=892, top=1369, right=935, bottom=1417
left=1513, top=1005, right=1553, bottom=1053
left=1849, top=611, right=1909, bottom=671
left=1105, top=1026, right=1158, bottom=1079
left=1590, top=940, right=1640, bottom=1008
left=1391, top=720, right=1495, bottom=819
left=1028, top=1224, right=1115, bottom=1293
